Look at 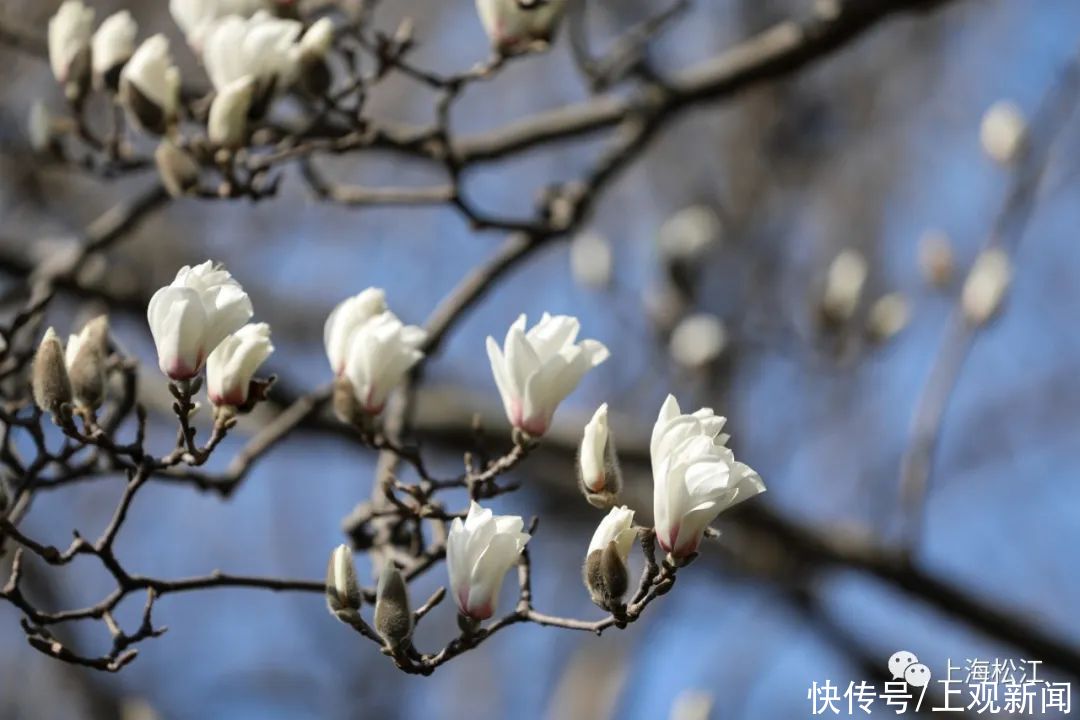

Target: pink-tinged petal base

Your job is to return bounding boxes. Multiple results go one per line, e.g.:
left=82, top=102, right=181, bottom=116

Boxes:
left=510, top=397, right=548, bottom=437
left=165, top=349, right=204, bottom=381
left=456, top=588, right=494, bottom=621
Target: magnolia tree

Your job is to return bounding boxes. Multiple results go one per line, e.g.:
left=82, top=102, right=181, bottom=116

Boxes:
left=1, top=0, right=1065, bottom=689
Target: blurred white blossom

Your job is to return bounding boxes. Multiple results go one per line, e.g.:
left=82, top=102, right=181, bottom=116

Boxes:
left=120, top=35, right=181, bottom=134
left=208, top=75, right=256, bottom=148
left=962, top=248, right=1012, bottom=326
left=570, top=231, right=613, bottom=290
left=658, top=205, right=722, bottom=263
left=669, top=312, right=727, bottom=370
left=821, top=248, right=867, bottom=324
left=170, top=0, right=269, bottom=50
left=91, top=11, right=137, bottom=90
left=866, top=293, right=910, bottom=344
left=980, top=101, right=1028, bottom=165
left=475, top=0, right=569, bottom=55
left=202, top=12, right=302, bottom=115
left=48, top=0, right=94, bottom=98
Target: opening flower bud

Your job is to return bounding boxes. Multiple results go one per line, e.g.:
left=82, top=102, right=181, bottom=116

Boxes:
left=584, top=541, right=629, bottom=611
left=578, top=403, right=622, bottom=508
left=325, top=544, right=361, bottom=616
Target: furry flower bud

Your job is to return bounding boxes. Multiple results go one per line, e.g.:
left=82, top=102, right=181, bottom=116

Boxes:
left=583, top=506, right=635, bottom=610
left=65, top=315, right=109, bottom=411
left=578, top=403, right=621, bottom=508
left=373, top=565, right=413, bottom=649
left=32, top=328, right=73, bottom=420
left=155, top=139, right=201, bottom=198
left=325, top=544, right=361, bottom=615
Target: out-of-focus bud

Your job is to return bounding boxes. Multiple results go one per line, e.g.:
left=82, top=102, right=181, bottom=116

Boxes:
left=208, top=75, right=256, bottom=149
left=582, top=506, right=635, bottom=610
left=373, top=565, right=413, bottom=649
left=578, top=403, right=621, bottom=508
left=820, top=248, right=867, bottom=326
left=569, top=231, right=614, bottom=290
left=324, top=288, right=388, bottom=376
left=202, top=12, right=301, bottom=118
left=92, top=11, right=137, bottom=92
left=170, top=0, right=270, bottom=51
left=669, top=312, right=727, bottom=371
left=48, top=0, right=94, bottom=103
left=658, top=206, right=722, bottom=265
left=962, top=248, right=1012, bottom=326
left=32, top=328, right=73, bottom=420
left=918, top=229, right=954, bottom=289
left=325, top=544, right=361, bottom=615
left=866, top=293, right=909, bottom=344
left=670, top=691, right=714, bottom=720
left=980, top=101, right=1027, bottom=165
left=65, top=315, right=109, bottom=412
left=120, top=35, right=181, bottom=135
left=294, top=17, right=334, bottom=97
left=155, top=139, right=201, bottom=198
left=475, top=0, right=569, bottom=55
left=206, top=323, right=273, bottom=410
left=27, top=101, right=62, bottom=157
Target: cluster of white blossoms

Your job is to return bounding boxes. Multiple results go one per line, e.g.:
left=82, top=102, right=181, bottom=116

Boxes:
left=146, top=261, right=273, bottom=413
left=47, top=0, right=570, bottom=151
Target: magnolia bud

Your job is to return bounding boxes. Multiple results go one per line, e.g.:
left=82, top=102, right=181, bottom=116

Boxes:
left=866, top=293, right=909, bottom=344
left=583, top=506, right=635, bottom=610
left=578, top=404, right=622, bottom=508
left=820, top=248, right=867, bottom=326
left=208, top=76, right=255, bottom=149
left=962, top=248, right=1012, bottom=326
left=584, top=542, right=628, bottom=611
left=48, top=0, right=94, bottom=104
left=373, top=565, right=413, bottom=649
left=569, top=231, right=613, bottom=290
left=92, top=11, right=137, bottom=92
left=669, top=313, right=727, bottom=371
left=155, top=139, right=200, bottom=198
left=120, top=34, right=181, bottom=135
left=325, top=544, right=361, bottom=615
left=918, top=229, right=954, bottom=289
left=296, top=18, right=334, bottom=97
left=980, top=101, right=1027, bottom=165
left=32, top=328, right=73, bottom=420
left=66, top=315, right=110, bottom=411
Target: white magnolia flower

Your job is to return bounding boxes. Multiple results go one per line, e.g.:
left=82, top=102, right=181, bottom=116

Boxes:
left=147, top=261, right=254, bottom=381
left=447, top=502, right=530, bottom=621
left=202, top=11, right=301, bottom=113
left=586, top=505, right=636, bottom=561
left=324, top=288, right=388, bottom=375
left=579, top=403, right=611, bottom=493
left=487, top=313, right=609, bottom=437
left=206, top=323, right=273, bottom=407
left=48, top=0, right=94, bottom=88
left=980, top=101, right=1027, bottom=165
left=91, top=11, right=137, bottom=89
left=475, top=0, right=569, bottom=54
left=651, top=395, right=765, bottom=559
left=208, top=75, right=256, bottom=148
left=170, top=0, right=269, bottom=50
left=340, top=312, right=426, bottom=415
left=120, top=34, right=181, bottom=134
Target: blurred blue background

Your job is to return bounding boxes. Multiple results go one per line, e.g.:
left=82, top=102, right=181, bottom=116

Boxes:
left=1, top=0, right=1079, bottom=718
